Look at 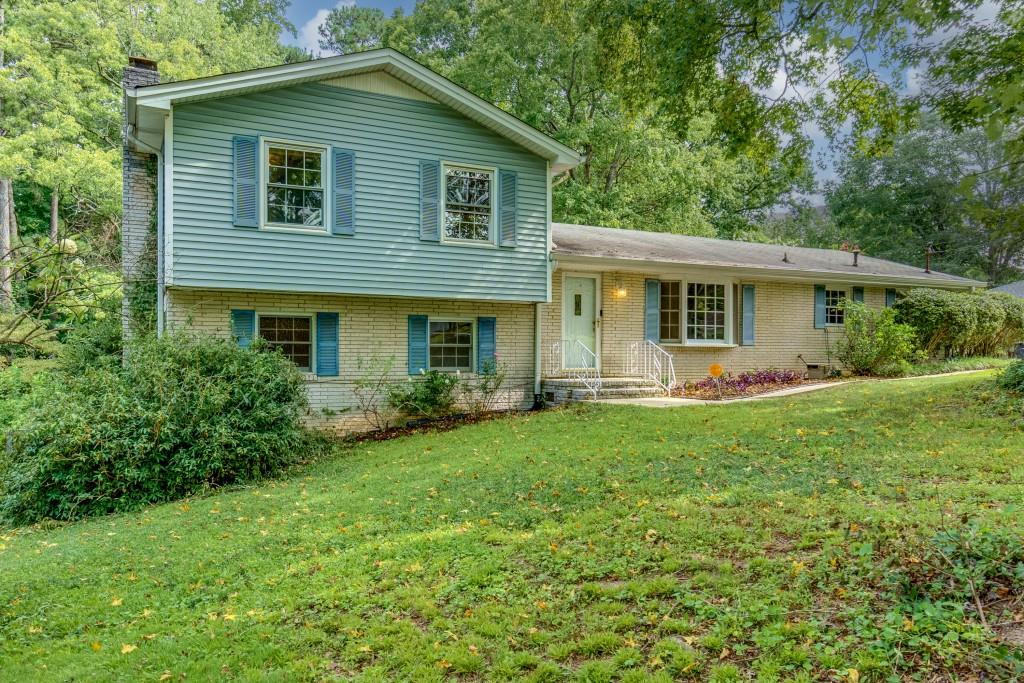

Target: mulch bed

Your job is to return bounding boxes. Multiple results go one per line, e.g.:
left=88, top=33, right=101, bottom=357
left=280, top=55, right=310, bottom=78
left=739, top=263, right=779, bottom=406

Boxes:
left=669, top=378, right=813, bottom=400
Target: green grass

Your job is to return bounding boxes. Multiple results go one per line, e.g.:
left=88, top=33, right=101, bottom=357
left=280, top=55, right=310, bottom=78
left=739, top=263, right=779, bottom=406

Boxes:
left=903, top=355, right=1015, bottom=377
left=2, top=373, right=1022, bottom=681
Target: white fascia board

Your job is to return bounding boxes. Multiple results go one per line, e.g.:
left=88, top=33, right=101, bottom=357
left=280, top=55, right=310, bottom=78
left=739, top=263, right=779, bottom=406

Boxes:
left=127, top=49, right=582, bottom=172
left=553, top=254, right=983, bottom=289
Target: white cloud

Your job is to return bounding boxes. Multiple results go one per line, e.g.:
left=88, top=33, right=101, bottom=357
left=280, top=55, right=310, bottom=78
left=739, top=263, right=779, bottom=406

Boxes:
left=904, top=66, right=922, bottom=96
left=297, top=0, right=355, bottom=57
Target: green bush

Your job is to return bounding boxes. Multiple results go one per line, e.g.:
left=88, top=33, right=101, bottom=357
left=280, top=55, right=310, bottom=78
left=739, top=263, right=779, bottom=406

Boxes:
left=0, top=332, right=307, bottom=524
left=387, top=369, right=460, bottom=420
left=833, top=301, right=921, bottom=376
left=998, top=360, right=1024, bottom=392
left=896, top=288, right=1024, bottom=357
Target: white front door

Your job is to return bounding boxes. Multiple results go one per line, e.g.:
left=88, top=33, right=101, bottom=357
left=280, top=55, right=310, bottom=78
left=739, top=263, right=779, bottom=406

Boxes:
left=563, top=275, right=599, bottom=368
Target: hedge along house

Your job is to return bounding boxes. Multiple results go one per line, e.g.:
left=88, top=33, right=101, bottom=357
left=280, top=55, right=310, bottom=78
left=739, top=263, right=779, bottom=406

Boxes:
left=122, top=50, right=982, bottom=429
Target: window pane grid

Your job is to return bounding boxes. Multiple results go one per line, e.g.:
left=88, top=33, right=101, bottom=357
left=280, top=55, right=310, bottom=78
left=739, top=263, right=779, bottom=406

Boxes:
left=258, top=316, right=312, bottom=371
left=825, top=289, right=846, bottom=325
left=429, top=321, right=473, bottom=371
left=267, top=145, right=324, bottom=228
left=686, top=283, right=726, bottom=341
left=659, top=281, right=681, bottom=342
left=444, top=167, right=492, bottom=241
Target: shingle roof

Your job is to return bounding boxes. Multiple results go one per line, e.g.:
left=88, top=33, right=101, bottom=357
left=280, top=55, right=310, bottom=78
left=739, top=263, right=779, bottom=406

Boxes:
left=993, top=280, right=1024, bottom=297
left=551, top=223, right=984, bottom=288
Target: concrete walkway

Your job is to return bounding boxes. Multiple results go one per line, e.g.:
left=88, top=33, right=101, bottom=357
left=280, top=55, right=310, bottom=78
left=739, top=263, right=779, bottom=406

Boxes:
left=595, top=368, right=997, bottom=407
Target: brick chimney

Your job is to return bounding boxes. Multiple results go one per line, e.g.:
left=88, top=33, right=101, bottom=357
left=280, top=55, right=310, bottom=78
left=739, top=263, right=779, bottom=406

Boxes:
left=122, top=57, right=160, bottom=342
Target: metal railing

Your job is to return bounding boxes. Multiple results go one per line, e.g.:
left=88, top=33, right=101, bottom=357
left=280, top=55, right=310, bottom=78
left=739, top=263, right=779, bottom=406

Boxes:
left=547, top=339, right=601, bottom=399
left=627, top=340, right=677, bottom=394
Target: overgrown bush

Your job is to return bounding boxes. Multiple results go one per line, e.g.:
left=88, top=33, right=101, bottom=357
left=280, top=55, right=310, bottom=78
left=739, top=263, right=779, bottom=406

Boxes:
left=0, top=332, right=307, bottom=523
left=352, top=354, right=399, bottom=431
left=461, top=358, right=510, bottom=416
left=896, top=288, right=1024, bottom=357
left=387, top=369, right=460, bottom=420
left=997, top=360, right=1024, bottom=393
left=833, top=301, right=922, bottom=376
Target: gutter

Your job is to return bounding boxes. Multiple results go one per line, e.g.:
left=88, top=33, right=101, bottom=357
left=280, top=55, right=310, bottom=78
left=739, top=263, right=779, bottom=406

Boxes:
left=552, top=254, right=985, bottom=290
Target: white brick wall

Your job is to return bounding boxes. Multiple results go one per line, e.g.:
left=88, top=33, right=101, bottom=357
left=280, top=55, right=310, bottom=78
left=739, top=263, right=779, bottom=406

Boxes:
left=165, top=289, right=537, bottom=432
left=542, top=270, right=888, bottom=380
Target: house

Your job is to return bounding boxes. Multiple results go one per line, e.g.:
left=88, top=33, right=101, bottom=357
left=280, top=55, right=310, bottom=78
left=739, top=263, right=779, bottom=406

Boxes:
left=993, top=281, right=1024, bottom=298
left=122, top=49, right=983, bottom=430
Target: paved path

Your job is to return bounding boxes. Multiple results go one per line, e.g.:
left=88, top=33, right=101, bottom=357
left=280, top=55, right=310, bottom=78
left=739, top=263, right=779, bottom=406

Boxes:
left=596, top=368, right=997, bottom=407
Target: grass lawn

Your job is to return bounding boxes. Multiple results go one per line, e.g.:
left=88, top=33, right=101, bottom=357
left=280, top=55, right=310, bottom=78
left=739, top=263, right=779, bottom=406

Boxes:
left=2, top=372, right=1022, bottom=681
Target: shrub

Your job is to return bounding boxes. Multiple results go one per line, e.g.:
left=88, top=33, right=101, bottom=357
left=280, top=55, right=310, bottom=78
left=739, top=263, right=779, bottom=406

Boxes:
left=352, top=354, right=399, bottom=431
left=461, top=358, right=511, bottom=416
left=387, top=369, right=461, bottom=420
left=833, top=301, right=921, bottom=376
left=0, top=332, right=307, bottom=523
left=896, top=288, right=1024, bottom=357
left=998, top=360, right=1024, bottom=393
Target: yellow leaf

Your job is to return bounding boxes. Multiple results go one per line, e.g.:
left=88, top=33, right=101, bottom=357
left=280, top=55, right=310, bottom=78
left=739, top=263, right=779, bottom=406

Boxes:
left=121, top=643, right=137, bottom=654
left=848, top=668, right=860, bottom=683
left=223, top=613, right=237, bottom=621
left=90, top=642, right=102, bottom=652
left=110, top=598, right=123, bottom=607
left=160, top=673, right=172, bottom=681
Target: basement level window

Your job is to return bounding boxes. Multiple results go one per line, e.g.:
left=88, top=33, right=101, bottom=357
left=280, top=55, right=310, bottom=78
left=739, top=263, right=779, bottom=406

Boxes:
left=258, top=315, right=312, bottom=371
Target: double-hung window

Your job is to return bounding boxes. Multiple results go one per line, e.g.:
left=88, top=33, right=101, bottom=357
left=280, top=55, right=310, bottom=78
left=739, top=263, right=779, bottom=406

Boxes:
left=825, top=289, right=847, bottom=325
left=264, top=141, right=326, bottom=230
left=659, top=281, right=682, bottom=343
left=687, top=283, right=728, bottom=342
left=429, top=320, right=474, bottom=371
left=443, top=164, right=494, bottom=243
left=258, top=315, right=312, bottom=371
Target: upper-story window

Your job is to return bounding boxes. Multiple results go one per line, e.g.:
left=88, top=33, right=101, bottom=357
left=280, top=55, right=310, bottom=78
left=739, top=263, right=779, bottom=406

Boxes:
left=265, top=142, right=325, bottom=230
left=443, top=164, right=494, bottom=243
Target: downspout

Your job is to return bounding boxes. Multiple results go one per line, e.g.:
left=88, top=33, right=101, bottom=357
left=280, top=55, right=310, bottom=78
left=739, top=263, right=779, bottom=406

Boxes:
left=155, top=149, right=164, bottom=336
left=533, top=302, right=543, bottom=407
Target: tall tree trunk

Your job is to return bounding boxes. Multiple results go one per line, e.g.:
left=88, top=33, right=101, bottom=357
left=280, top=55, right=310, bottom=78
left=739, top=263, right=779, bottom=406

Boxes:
left=0, top=178, right=11, bottom=307
left=6, top=181, right=15, bottom=246
left=50, top=187, right=59, bottom=241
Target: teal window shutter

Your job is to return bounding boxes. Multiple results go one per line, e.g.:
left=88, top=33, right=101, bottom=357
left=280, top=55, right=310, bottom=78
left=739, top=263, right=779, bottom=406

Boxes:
left=315, top=312, right=339, bottom=376
left=332, top=148, right=355, bottom=236
left=644, top=280, right=660, bottom=341
left=885, top=288, right=897, bottom=307
left=498, top=170, right=517, bottom=247
left=477, top=317, right=497, bottom=373
left=852, top=286, right=865, bottom=303
left=419, top=160, right=440, bottom=241
left=741, top=284, right=756, bottom=346
left=230, top=309, right=256, bottom=349
left=814, top=285, right=826, bottom=329
left=408, top=314, right=428, bottom=374
left=232, top=135, right=258, bottom=228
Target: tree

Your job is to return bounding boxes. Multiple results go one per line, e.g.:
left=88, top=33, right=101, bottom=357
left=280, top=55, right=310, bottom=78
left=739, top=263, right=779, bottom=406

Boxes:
left=827, top=116, right=1024, bottom=283
left=316, top=0, right=811, bottom=235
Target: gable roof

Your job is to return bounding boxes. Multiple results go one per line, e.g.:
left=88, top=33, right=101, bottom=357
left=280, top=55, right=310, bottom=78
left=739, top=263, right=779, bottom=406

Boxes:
left=552, top=223, right=985, bottom=289
left=993, top=280, right=1024, bottom=297
left=125, top=48, right=582, bottom=173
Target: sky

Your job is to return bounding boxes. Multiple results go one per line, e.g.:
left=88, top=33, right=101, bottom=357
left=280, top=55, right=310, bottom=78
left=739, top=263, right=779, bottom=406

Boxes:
left=284, top=0, right=414, bottom=56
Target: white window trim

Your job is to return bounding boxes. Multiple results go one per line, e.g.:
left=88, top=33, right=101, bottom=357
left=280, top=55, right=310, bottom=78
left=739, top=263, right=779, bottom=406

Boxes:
left=258, top=136, right=331, bottom=234
left=824, top=286, right=849, bottom=327
left=427, top=316, right=477, bottom=373
left=440, top=161, right=497, bottom=247
left=255, top=311, right=316, bottom=374
left=658, top=278, right=736, bottom=346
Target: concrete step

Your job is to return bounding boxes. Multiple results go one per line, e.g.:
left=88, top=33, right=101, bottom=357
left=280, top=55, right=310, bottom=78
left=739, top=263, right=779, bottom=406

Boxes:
left=571, top=386, right=667, bottom=401
left=543, top=376, right=660, bottom=389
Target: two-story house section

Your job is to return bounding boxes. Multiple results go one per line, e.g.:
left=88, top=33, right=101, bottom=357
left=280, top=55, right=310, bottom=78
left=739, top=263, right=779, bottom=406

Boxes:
left=124, top=50, right=982, bottom=430
left=124, top=50, right=582, bottom=428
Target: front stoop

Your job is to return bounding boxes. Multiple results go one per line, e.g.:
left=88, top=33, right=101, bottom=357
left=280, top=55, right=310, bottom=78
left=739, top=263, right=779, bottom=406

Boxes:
left=542, top=377, right=665, bottom=404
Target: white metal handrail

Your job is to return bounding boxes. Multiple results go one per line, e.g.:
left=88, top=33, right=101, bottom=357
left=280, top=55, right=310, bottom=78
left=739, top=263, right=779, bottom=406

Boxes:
left=627, top=340, right=677, bottom=394
left=547, top=339, right=601, bottom=399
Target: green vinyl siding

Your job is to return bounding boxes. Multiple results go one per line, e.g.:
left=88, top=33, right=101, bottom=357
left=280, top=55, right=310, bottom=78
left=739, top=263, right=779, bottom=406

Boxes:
left=170, top=83, right=549, bottom=302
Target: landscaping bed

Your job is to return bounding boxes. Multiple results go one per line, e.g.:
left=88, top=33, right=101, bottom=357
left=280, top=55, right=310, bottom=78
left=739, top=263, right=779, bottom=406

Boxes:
left=671, top=368, right=814, bottom=399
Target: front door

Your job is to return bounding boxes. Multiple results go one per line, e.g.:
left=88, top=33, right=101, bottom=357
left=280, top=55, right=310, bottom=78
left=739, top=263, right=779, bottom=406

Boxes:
left=563, top=275, right=599, bottom=368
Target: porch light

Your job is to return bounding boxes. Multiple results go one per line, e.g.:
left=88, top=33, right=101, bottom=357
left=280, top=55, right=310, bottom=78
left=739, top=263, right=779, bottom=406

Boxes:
left=612, top=278, right=628, bottom=299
